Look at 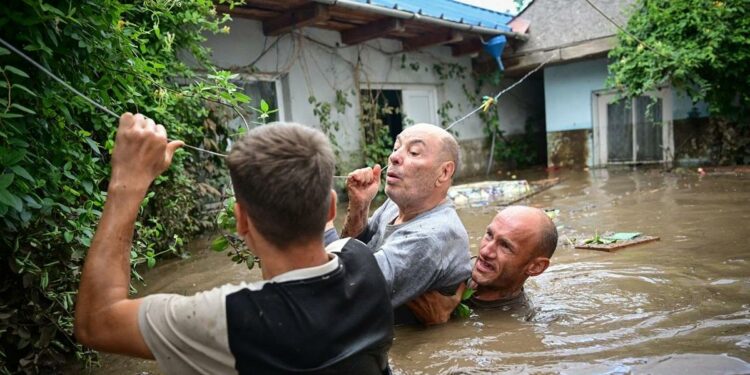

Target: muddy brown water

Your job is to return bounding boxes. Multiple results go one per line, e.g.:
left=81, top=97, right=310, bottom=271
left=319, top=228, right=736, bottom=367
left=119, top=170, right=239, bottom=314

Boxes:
left=90, top=168, right=750, bottom=374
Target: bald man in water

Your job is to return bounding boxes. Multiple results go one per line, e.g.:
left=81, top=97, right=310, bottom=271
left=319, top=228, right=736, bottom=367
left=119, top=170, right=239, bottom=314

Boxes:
left=407, top=205, right=558, bottom=324
left=326, top=123, right=471, bottom=323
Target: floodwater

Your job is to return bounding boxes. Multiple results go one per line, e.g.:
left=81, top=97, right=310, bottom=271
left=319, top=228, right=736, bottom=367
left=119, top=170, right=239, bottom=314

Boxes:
left=90, top=168, right=750, bottom=374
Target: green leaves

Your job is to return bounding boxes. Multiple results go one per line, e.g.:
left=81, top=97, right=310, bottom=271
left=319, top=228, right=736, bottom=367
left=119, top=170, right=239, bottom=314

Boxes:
left=608, top=0, right=750, bottom=128
left=0, top=174, right=13, bottom=189
left=3, top=65, right=29, bottom=79
left=461, top=286, right=476, bottom=301
left=213, top=197, right=261, bottom=270
left=211, top=236, right=229, bottom=252
left=454, top=287, right=476, bottom=319
left=455, top=303, right=472, bottom=319
left=0, top=0, right=247, bottom=372
left=0, top=174, right=22, bottom=212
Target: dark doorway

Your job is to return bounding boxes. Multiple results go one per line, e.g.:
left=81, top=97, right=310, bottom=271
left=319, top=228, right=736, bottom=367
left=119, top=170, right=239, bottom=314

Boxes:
left=361, top=89, right=403, bottom=143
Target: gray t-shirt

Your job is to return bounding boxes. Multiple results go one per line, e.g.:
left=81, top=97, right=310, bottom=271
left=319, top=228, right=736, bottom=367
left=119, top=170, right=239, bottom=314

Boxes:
left=359, top=199, right=471, bottom=308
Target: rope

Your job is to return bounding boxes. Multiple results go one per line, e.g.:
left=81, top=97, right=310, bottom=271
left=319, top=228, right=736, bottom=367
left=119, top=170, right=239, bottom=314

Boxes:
left=1, top=35, right=553, bottom=176
left=581, top=0, right=674, bottom=60
left=445, top=53, right=554, bottom=132
left=0, top=37, right=228, bottom=158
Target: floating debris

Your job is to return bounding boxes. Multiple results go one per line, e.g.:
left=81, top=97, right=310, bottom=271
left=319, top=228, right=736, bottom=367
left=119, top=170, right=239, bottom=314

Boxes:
left=449, top=178, right=560, bottom=208
left=575, top=232, right=659, bottom=252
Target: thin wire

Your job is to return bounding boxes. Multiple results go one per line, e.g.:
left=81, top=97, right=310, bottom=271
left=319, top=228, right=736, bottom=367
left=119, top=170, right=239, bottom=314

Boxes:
left=342, top=55, right=554, bottom=180
left=581, top=0, right=674, bottom=59
left=0, top=37, right=228, bottom=157
left=445, top=53, right=554, bottom=132
left=2, top=33, right=551, bottom=174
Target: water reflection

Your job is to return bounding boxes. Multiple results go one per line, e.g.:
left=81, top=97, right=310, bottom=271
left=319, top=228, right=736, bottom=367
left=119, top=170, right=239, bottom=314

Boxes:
left=92, top=169, right=750, bottom=374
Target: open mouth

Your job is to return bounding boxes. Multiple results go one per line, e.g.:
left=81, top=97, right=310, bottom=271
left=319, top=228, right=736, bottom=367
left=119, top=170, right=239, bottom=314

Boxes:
left=476, top=257, right=495, bottom=273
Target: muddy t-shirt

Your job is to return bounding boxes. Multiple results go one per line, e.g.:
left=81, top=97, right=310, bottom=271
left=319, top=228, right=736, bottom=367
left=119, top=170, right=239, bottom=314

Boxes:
left=357, top=199, right=472, bottom=308
left=137, top=239, right=393, bottom=375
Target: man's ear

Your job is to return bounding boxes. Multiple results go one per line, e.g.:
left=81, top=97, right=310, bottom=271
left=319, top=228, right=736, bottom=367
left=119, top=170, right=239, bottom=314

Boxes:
left=436, top=161, right=455, bottom=186
left=234, top=202, right=249, bottom=237
left=327, top=189, right=337, bottom=223
left=526, top=257, right=550, bottom=277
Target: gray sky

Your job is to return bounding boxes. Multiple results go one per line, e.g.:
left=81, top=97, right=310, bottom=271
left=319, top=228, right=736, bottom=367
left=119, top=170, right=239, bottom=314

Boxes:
left=455, top=0, right=521, bottom=14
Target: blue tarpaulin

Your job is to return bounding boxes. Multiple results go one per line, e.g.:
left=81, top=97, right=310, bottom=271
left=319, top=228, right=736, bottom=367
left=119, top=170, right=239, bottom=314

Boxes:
left=350, top=0, right=513, bottom=31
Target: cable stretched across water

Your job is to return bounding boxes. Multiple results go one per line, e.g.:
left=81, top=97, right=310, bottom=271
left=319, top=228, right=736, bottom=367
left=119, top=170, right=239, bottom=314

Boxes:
left=1, top=36, right=552, bottom=177
left=445, top=53, right=554, bottom=132
left=0, top=37, right=228, bottom=158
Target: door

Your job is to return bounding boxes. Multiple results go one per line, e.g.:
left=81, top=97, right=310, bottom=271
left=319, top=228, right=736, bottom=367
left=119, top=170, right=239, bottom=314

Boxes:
left=401, top=88, right=438, bottom=126
left=593, top=89, right=673, bottom=166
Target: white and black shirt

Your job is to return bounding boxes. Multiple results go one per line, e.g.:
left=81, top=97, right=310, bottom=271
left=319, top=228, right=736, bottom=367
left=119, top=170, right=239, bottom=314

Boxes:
left=138, top=238, right=393, bottom=374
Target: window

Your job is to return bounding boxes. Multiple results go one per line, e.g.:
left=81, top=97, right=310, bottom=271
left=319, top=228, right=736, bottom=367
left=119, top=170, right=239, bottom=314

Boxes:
left=227, top=78, right=284, bottom=131
left=592, top=89, right=674, bottom=166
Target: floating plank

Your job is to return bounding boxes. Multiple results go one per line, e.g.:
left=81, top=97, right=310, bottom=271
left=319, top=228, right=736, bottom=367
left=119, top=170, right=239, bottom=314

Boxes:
left=575, top=235, right=660, bottom=252
left=263, top=3, right=330, bottom=36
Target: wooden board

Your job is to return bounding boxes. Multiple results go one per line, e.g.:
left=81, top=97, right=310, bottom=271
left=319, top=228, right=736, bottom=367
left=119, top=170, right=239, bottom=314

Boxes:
left=575, top=236, right=660, bottom=252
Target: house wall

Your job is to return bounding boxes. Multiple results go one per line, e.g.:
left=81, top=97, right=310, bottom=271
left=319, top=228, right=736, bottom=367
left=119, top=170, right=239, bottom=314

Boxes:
left=497, top=74, right=545, bottom=136
left=542, top=58, right=710, bottom=167
left=544, top=58, right=609, bottom=132
left=202, top=17, right=488, bottom=177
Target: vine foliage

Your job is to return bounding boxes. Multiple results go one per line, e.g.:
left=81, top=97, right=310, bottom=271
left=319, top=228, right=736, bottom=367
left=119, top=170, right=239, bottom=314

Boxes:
left=608, top=0, right=750, bottom=164
left=0, top=1, right=245, bottom=372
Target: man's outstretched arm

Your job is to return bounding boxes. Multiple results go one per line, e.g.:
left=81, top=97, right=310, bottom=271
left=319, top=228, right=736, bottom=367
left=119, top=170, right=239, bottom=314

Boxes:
left=74, top=113, right=182, bottom=358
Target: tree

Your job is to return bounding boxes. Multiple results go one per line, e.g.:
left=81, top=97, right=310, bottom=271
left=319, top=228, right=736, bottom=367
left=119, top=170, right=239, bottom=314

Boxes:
left=608, top=0, right=750, bottom=164
left=0, top=1, right=245, bottom=372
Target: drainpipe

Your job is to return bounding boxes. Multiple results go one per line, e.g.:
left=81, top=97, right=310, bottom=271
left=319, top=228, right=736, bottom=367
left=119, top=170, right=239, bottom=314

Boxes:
left=314, top=0, right=529, bottom=41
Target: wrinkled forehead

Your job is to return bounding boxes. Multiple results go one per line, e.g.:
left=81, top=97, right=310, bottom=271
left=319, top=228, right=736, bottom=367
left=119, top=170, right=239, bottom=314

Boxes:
left=396, top=125, right=444, bottom=147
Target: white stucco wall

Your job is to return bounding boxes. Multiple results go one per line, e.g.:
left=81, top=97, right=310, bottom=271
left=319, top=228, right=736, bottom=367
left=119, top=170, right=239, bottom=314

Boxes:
left=202, top=17, right=486, bottom=171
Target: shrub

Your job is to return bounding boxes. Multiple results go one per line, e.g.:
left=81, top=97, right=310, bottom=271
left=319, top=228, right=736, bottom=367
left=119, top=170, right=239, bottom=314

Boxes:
left=0, top=1, right=245, bottom=372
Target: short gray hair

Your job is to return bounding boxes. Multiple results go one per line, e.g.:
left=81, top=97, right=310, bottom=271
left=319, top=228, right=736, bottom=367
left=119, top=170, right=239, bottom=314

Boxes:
left=439, top=133, right=460, bottom=178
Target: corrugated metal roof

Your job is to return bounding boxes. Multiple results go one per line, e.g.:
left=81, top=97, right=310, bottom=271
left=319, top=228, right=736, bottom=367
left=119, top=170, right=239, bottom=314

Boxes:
left=349, top=0, right=514, bottom=31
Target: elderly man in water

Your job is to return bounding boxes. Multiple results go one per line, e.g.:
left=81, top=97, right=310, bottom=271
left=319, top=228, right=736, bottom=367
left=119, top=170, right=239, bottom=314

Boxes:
left=326, top=123, right=471, bottom=323
left=407, top=205, right=558, bottom=324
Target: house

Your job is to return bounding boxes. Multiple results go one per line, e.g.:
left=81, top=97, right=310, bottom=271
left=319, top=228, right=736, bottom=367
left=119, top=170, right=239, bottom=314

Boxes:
left=479, top=0, right=711, bottom=169
left=203, top=0, right=529, bottom=177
